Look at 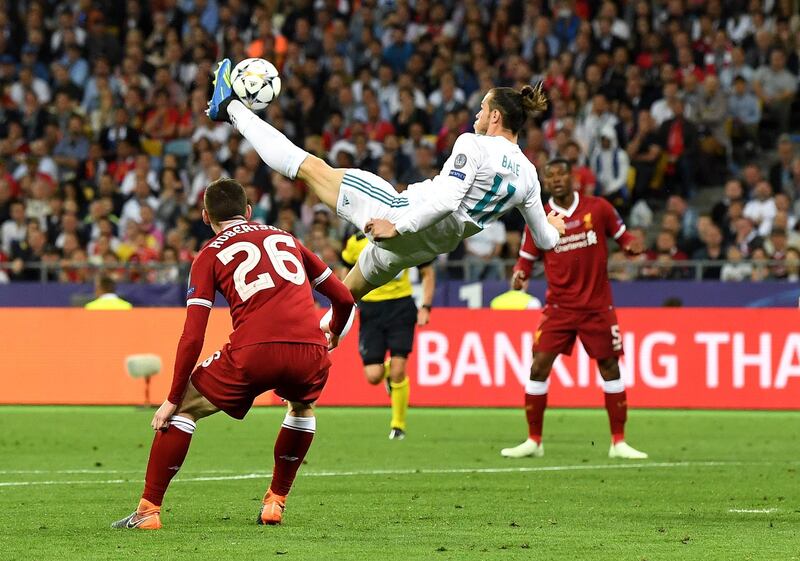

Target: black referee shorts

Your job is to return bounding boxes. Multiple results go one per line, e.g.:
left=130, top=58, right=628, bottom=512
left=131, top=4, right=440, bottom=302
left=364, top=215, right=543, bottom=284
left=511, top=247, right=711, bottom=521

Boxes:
left=357, top=296, right=418, bottom=365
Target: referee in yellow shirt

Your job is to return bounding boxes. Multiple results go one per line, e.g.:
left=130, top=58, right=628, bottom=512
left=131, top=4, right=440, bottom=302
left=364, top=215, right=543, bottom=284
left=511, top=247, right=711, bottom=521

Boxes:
left=341, top=232, right=435, bottom=440
left=84, top=276, right=133, bottom=310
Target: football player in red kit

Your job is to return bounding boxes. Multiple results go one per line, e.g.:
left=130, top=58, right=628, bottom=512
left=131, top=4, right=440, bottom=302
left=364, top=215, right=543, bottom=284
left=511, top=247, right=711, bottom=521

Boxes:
left=112, top=178, right=355, bottom=530
left=500, top=159, right=648, bottom=460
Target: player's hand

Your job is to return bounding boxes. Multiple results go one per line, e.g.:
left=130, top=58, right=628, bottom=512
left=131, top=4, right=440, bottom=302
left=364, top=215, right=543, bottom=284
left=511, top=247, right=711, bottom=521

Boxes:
left=417, top=307, right=430, bottom=326
left=151, top=400, right=178, bottom=431
left=624, top=238, right=645, bottom=255
left=547, top=210, right=566, bottom=235
left=365, top=218, right=398, bottom=241
left=511, top=269, right=529, bottom=291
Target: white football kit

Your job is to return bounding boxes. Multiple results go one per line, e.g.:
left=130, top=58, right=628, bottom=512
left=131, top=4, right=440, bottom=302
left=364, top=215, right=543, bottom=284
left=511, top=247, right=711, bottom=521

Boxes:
left=336, top=133, right=561, bottom=286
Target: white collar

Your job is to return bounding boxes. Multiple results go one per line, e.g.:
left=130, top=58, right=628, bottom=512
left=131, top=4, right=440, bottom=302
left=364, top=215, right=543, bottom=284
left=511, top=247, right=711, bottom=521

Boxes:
left=98, top=293, right=120, bottom=299
left=549, top=192, right=580, bottom=217
left=219, top=219, right=248, bottom=232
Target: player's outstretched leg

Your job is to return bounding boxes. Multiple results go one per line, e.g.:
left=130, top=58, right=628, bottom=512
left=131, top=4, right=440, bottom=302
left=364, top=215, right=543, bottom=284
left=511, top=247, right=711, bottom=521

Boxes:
left=599, top=362, right=648, bottom=460
left=207, top=59, right=344, bottom=210
left=112, top=383, right=219, bottom=530
left=259, top=402, right=317, bottom=525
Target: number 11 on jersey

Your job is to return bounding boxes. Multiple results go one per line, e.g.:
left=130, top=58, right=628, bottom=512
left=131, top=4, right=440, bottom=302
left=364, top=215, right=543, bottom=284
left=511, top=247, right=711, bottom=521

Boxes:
left=467, top=173, right=517, bottom=226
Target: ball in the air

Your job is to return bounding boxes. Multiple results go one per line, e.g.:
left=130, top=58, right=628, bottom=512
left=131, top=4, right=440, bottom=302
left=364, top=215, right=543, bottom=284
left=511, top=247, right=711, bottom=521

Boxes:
left=230, top=58, right=282, bottom=111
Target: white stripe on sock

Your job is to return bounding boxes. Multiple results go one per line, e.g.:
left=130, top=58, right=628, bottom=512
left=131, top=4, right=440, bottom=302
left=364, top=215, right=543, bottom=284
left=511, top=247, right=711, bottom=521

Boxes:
left=525, top=379, right=550, bottom=395
left=602, top=378, right=625, bottom=394
left=169, top=415, right=196, bottom=434
left=281, top=414, right=316, bottom=433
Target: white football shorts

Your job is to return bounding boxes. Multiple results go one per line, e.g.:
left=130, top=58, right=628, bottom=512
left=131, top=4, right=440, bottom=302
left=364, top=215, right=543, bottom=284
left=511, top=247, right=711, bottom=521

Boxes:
left=336, top=169, right=464, bottom=286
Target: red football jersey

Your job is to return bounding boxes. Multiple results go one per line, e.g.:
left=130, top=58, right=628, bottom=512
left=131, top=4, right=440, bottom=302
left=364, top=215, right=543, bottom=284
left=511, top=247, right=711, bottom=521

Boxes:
left=167, top=219, right=355, bottom=404
left=516, top=194, right=628, bottom=311
left=187, top=220, right=334, bottom=348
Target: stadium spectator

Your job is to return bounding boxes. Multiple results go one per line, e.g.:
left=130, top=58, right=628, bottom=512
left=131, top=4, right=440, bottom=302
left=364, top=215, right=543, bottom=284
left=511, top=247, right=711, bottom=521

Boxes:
left=727, top=76, right=761, bottom=159
left=463, top=220, right=507, bottom=282
left=0, top=1, right=797, bottom=286
left=753, top=50, right=798, bottom=138
left=769, top=135, right=797, bottom=195
left=743, top=180, right=778, bottom=237
left=590, top=126, right=629, bottom=211
left=719, top=251, right=749, bottom=291
left=692, top=222, right=727, bottom=280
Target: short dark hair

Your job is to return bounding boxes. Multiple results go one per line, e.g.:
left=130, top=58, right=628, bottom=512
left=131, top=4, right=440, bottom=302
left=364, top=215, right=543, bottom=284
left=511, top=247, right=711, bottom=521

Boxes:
left=488, top=84, right=548, bottom=135
left=204, top=178, right=247, bottom=223
left=97, top=275, right=116, bottom=294
left=546, top=157, right=571, bottom=173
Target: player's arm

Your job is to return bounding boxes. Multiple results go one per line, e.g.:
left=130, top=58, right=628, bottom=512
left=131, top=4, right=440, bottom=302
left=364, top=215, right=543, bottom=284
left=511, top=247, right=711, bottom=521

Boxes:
left=299, top=243, right=356, bottom=338
left=602, top=199, right=643, bottom=255
left=157, top=253, right=216, bottom=428
left=518, top=171, right=563, bottom=250
left=511, top=226, right=540, bottom=290
left=369, top=134, right=481, bottom=239
left=417, top=261, right=435, bottom=326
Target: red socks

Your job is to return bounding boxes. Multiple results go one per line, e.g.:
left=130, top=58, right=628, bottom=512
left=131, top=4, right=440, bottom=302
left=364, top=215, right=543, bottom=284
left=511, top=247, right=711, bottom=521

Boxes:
left=603, top=379, right=628, bottom=444
left=524, top=380, right=549, bottom=444
left=142, top=416, right=195, bottom=507
left=269, top=414, right=316, bottom=497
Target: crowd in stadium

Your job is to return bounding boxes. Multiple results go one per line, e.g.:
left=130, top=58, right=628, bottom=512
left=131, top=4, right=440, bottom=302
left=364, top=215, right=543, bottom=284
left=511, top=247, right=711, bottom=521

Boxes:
left=0, top=0, right=799, bottom=284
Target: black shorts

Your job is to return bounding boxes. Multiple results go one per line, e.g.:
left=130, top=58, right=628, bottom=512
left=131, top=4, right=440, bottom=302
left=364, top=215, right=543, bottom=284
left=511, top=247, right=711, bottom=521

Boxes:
left=358, top=296, right=418, bottom=365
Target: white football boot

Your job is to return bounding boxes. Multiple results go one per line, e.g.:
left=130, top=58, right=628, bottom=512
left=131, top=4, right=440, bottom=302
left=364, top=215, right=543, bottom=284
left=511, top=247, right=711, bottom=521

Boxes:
left=608, top=441, right=648, bottom=459
left=500, top=438, right=544, bottom=458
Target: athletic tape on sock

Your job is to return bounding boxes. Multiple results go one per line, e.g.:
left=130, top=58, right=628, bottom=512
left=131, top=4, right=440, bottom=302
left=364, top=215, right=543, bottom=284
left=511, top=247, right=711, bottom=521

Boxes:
left=169, top=415, right=196, bottom=434
left=282, top=414, right=316, bottom=434
left=602, top=378, right=625, bottom=393
left=525, top=379, right=550, bottom=395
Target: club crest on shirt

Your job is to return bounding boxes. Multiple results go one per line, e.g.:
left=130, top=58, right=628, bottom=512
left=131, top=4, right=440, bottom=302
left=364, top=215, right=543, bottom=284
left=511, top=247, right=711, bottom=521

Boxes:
left=454, top=153, right=467, bottom=168
left=583, top=213, right=593, bottom=230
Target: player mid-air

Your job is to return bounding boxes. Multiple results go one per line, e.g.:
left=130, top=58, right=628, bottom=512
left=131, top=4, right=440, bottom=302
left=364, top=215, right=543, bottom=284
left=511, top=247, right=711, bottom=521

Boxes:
left=112, top=178, right=355, bottom=529
left=500, top=158, right=648, bottom=460
left=206, top=58, right=566, bottom=303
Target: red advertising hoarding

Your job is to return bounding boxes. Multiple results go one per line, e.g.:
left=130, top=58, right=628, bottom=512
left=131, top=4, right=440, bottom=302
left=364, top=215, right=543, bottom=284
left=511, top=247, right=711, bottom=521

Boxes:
left=0, top=309, right=798, bottom=409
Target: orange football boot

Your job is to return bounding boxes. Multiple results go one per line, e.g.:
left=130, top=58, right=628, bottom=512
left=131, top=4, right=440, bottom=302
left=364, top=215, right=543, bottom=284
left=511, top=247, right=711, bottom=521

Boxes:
left=257, top=491, right=286, bottom=525
left=111, top=498, right=162, bottom=530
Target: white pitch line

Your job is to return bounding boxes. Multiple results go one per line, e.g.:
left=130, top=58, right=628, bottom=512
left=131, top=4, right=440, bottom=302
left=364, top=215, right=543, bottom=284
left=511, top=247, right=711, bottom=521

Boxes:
left=728, top=508, right=778, bottom=514
left=0, top=461, right=735, bottom=488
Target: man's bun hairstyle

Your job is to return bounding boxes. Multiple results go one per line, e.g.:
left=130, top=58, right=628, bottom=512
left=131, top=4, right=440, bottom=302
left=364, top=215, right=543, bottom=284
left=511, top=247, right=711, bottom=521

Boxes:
left=489, top=82, right=548, bottom=135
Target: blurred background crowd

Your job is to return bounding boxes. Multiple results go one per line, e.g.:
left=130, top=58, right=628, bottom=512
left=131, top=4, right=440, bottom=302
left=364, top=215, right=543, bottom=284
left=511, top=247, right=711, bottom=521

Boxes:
left=0, top=0, right=799, bottom=284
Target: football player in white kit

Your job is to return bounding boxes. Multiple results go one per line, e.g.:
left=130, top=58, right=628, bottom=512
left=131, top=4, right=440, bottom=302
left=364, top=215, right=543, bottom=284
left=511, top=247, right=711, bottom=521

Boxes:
left=207, top=58, right=566, bottom=301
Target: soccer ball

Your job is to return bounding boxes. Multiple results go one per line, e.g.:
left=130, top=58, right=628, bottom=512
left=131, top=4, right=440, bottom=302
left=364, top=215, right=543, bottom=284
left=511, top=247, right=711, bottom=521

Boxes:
left=230, top=58, right=282, bottom=111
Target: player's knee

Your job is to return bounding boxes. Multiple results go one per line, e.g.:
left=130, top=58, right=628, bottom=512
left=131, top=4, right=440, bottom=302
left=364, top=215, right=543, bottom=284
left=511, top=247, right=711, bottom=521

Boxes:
left=530, top=356, right=554, bottom=381
left=598, top=358, right=621, bottom=380
left=364, top=365, right=384, bottom=385
left=288, top=401, right=314, bottom=416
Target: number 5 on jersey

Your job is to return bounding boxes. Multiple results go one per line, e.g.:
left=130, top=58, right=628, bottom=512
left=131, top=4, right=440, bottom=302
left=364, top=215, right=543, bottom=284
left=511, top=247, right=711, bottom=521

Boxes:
left=217, top=234, right=306, bottom=301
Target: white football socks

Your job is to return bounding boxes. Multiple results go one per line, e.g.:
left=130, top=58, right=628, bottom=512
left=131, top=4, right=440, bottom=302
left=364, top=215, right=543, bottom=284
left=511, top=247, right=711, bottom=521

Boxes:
left=228, top=100, right=309, bottom=180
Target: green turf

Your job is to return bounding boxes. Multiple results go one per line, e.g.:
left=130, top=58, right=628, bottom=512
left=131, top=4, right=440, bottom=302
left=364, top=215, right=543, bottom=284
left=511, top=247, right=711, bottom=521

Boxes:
left=0, top=406, right=798, bottom=561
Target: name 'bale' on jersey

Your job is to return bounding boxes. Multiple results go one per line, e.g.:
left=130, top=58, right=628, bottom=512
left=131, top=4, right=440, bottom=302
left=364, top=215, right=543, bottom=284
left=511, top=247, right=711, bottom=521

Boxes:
left=186, top=219, right=331, bottom=348
left=517, top=194, right=628, bottom=311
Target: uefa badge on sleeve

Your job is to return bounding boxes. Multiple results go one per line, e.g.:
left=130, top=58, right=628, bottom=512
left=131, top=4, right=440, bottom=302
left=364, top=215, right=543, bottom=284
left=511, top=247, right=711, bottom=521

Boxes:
left=454, top=154, right=467, bottom=169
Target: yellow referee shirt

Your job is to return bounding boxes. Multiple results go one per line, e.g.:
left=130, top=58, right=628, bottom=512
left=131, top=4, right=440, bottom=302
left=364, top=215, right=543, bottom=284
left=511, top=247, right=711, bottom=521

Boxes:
left=341, top=234, right=412, bottom=302
left=85, top=293, right=133, bottom=310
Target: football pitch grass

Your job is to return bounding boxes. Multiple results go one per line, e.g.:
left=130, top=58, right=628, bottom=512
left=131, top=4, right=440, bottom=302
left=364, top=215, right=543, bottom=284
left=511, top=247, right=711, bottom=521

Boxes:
left=0, top=406, right=797, bottom=561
